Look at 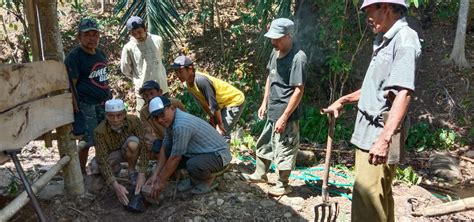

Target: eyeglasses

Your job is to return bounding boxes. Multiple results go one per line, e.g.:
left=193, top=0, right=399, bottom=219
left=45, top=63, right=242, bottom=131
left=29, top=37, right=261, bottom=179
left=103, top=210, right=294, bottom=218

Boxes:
left=152, top=106, right=169, bottom=120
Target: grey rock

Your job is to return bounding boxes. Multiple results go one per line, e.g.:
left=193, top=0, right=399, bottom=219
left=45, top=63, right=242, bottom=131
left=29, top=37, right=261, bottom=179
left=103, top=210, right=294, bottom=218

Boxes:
left=193, top=216, right=207, bottom=222
left=296, top=150, right=316, bottom=167
left=260, top=199, right=276, bottom=207
left=428, top=152, right=462, bottom=181
left=237, top=196, right=246, bottom=202
left=208, top=200, right=216, bottom=205
left=284, top=212, right=292, bottom=218
left=464, top=150, right=474, bottom=159
left=38, top=182, right=64, bottom=200
left=84, top=175, right=105, bottom=193
left=216, top=198, right=224, bottom=206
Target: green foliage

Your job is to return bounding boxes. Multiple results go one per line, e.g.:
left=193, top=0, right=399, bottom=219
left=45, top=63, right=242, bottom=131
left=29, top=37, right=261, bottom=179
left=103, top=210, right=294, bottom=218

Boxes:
left=395, top=166, right=422, bottom=186
left=231, top=133, right=258, bottom=153
left=175, top=90, right=206, bottom=119
left=300, top=106, right=353, bottom=144
left=406, top=121, right=461, bottom=151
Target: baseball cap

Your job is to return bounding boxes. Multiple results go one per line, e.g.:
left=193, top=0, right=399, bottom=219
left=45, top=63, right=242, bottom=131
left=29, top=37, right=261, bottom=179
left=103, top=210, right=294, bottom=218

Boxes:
left=79, top=18, right=99, bottom=32
left=171, top=55, right=193, bottom=69
left=139, top=80, right=161, bottom=94
left=105, top=99, right=125, bottom=112
left=148, top=96, right=171, bottom=119
left=126, top=16, right=145, bottom=31
left=264, top=18, right=294, bottom=39
left=360, top=0, right=407, bottom=11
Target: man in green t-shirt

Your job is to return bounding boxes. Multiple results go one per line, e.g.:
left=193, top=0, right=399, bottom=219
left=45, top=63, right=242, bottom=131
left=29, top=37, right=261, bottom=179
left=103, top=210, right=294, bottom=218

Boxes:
left=241, top=18, right=307, bottom=196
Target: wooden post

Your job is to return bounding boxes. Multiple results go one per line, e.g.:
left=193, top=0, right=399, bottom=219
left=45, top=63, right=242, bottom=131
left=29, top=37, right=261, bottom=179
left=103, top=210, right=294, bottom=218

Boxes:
left=24, top=0, right=42, bottom=61
left=36, top=0, right=84, bottom=196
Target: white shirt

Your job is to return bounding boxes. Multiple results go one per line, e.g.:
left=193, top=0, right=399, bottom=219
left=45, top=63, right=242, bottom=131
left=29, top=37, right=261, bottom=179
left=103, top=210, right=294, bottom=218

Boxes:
left=120, top=33, right=170, bottom=95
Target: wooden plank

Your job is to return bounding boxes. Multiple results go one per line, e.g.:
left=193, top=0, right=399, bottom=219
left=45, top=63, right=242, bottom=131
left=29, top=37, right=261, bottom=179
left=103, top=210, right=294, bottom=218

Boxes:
left=0, top=93, right=73, bottom=151
left=0, top=60, right=69, bottom=113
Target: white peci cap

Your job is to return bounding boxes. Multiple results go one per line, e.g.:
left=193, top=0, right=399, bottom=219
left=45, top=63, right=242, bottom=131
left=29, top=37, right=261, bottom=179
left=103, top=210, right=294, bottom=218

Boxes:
left=105, top=99, right=125, bottom=112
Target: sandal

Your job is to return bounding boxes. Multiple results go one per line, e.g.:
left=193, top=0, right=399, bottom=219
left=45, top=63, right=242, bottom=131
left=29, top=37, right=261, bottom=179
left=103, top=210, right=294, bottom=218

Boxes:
left=191, top=182, right=219, bottom=195
left=177, top=178, right=194, bottom=192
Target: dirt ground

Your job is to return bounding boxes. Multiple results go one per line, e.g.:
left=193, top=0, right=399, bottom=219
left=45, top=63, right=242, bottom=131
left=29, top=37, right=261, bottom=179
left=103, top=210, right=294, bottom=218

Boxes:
left=1, top=2, right=474, bottom=222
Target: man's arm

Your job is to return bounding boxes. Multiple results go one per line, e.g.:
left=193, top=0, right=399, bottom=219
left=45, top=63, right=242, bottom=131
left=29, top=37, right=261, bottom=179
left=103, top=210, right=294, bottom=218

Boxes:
left=275, top=85, right=304, bottom=133
left=325, top=89, right=361, bottom=118
left=120, top=46, right=133, bottom=79
left=258, top=76, right=270, bottom=119
left=369, top=89, right=412, bottom=165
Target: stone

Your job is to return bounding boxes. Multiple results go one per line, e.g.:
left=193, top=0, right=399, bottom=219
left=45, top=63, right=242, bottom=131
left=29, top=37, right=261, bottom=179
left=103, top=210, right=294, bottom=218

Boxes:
left=284, top=212, right=292, bottom=218
left=428, top=152, right=462, bottom=181
left=84, top=175, right=105, bottom=193
left=464, top=150, right=474, bottom=159
left=259, top=199, right=276, bottom=207
left=208, top=200, right=215, bottom=205
left=296, top=150, right=316, bottom=167
left=193, top=216, right=207, bottom=222
left=38, top=182, right=64, bottom=200
left=216, top=198, right=224, bottom=206
left=237, top=196, right=246, bottom=202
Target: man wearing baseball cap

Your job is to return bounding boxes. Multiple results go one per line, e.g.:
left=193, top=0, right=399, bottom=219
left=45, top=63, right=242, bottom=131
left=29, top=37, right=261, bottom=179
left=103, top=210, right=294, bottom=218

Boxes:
left=171, top=55, right=245, bottom=143
left=94, top=99, right=149, bottom=207
left=145, top=96, right=231, bottom=197
left=64, top=17, right=112, bottom=174
left=138, top=80, right=186, bottom=159
left=323, top=1, right=421, bottom=221
left=120, top=16, right=169, bottom=112
left=241, top=18, right=307, bottom=197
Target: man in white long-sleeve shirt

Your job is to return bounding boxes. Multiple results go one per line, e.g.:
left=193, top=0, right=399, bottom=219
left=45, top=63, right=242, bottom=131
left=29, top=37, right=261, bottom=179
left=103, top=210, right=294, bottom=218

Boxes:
left=120, top=16, right=170, bottom=111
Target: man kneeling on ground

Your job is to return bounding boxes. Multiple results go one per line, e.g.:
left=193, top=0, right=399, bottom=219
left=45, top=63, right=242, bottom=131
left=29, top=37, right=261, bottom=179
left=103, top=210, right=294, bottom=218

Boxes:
left=94, top=99, right=148, bottom=206
left=146, top=96, right=231, bottom=197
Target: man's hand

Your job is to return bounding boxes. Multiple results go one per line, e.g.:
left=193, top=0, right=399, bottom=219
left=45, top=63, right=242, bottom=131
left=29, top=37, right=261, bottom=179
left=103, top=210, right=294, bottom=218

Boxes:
left=274, top=116, right=287, bottom=134
left=258, top=103, right=267, bottom=120
left=324, top=101, right=344, bottom=118
left=368, top=136, right=391, bottom=165
left=216, top=123, right=226, bottom=135
left=113, top=181, right=129, bottom=205
left=151, top=178, right=166, bottom=199
left=134, top=173, right=146, bottom=195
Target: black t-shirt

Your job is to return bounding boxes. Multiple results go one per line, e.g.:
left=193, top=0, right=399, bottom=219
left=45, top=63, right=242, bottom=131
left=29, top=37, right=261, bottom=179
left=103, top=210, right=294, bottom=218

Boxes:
left=65, top=46, right=111, bottom=104
left=266, top=44, right=307, bottom=122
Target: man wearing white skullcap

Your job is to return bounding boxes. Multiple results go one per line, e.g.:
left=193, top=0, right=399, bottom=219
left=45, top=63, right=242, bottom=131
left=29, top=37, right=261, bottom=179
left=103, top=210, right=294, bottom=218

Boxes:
left=94, top=98, right=149, bottom=206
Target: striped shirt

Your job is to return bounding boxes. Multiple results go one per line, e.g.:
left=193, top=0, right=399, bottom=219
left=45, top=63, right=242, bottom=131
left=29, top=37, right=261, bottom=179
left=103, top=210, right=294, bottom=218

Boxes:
left=139, top=98, right=186, bottom=140
left=163, top=109, right=232, bottom=165
left=94, top=114, right=148, bottom=185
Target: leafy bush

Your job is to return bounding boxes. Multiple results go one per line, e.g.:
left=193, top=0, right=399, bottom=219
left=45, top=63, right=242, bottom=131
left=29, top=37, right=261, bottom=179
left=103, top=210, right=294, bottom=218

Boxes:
left=406, top=121, right=460, bottom=151
left=395, top=166, right=422, bottom=186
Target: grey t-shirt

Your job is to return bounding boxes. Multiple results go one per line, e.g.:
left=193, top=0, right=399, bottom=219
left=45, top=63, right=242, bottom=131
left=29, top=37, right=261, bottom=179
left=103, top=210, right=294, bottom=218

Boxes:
left=351, top=18, right=421, bottom=150
left=266, top=44, right=307, bottom=122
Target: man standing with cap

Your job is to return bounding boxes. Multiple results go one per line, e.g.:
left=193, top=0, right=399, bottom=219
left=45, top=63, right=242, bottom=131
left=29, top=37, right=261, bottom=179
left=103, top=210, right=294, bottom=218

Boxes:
left=241, top=18, right=306, bottom=197
left=146, top=96, right=231, bottom=196
left=94, top=99, right=149, bottom=206
left=120, top=16, right=169, bottom=111
left=138, top=80, right=186, bottom=159
left=65, top=17, right=112, bottom=174
left=323, top=1, right=421, bottom=221
left=171, top=55, right=245, bottom=143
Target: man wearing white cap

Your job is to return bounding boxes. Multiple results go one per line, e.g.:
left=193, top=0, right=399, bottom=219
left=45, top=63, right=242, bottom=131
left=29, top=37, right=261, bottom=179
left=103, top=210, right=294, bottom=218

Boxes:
left=323, top=0, right=421, bottom=221
left=120, top=16, right=170, bottom=111
left=94, top=99, right=148, bottom=206
left=241, top=18, right=307, bottom=197
left=145, top=96, right=231, bottom=197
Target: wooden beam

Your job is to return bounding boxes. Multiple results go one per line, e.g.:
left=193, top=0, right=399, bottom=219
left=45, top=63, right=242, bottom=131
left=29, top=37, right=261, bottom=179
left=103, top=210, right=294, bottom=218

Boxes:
left=0, top=155, right=70, bottom=221
left=0, top=60, right=69, bottom=113
left=24, top=0, right=42, bottom=61
left=0, top=93, right=73, bottom=151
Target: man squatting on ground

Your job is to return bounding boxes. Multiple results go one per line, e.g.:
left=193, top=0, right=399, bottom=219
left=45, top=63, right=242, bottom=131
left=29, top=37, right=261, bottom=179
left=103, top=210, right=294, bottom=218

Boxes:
left=65, top=18, right=112, bottom=174
left=145, top=96, right=232, bottom=197
left=171, top=55, right=245, bottom=143
left=94, top=99, right=149, bottom=206
left=242, top=18, right=307, bottom=197
left=324, top=0, right=421, bottom=221
left=120, top=16, right=170, bottom=111
left=138, top=80, right=186, bottom=159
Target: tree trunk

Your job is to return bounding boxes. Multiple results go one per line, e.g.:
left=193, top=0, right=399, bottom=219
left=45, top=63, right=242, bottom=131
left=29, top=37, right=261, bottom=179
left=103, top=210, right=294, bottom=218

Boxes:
left=449, top=0, right=471, bottom=69
left=36, top=0, right=85, bottom=196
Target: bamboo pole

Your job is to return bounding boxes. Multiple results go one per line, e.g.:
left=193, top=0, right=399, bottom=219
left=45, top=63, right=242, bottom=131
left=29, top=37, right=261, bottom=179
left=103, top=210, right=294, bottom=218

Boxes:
left=0, top=155, right=71, bottom=222
left=36, top=0, right=84, bottom=196
left=412, top=197, right=474, bottom=217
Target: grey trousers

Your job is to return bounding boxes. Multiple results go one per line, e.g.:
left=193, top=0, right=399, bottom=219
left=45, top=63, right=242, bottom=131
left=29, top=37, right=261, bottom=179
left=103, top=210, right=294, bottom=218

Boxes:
left=186, top=152, right=224, bottom=182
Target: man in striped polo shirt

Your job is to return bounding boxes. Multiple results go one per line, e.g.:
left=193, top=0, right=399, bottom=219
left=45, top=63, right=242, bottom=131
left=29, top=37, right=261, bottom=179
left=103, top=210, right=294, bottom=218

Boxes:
left=146, top=96, right=231, bottom=197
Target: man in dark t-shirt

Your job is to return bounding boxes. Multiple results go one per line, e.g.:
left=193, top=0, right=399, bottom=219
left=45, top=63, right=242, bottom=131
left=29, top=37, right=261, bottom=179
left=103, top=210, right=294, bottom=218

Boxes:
left=64, top=18, right=112, bottom=174
left=241, top=18, right=307, bottom=196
